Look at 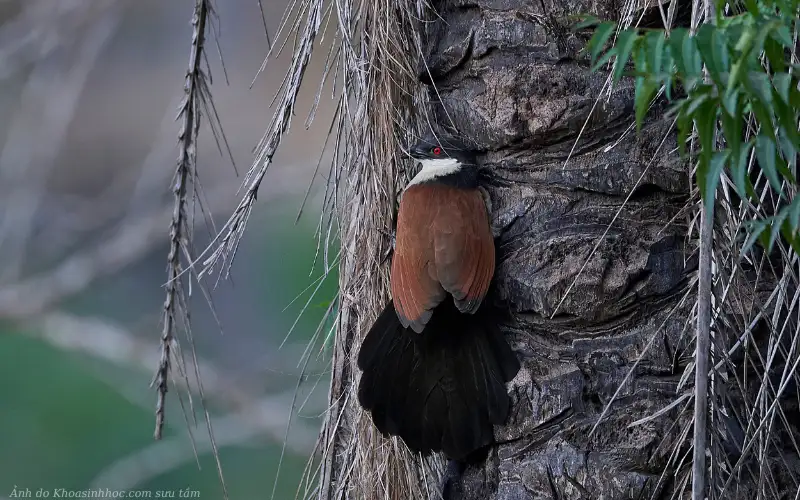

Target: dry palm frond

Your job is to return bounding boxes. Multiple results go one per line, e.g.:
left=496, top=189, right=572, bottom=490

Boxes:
left=188, top=0, right=799, bottom=497
left=193, top=0, right=438, bottom=497
left=154, top=0, right=230, bottom=498
left=690, top=3, right=715, bottom=498
left=566, top=0, right=800, bottom=497
left=680, top=2, right=800, bottom=498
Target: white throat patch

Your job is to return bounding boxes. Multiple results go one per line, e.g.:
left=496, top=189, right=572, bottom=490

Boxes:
left=407, top=158, right=462, bottom=187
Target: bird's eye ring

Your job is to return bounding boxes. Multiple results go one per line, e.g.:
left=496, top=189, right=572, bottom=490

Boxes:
left=432, top=146, right=442, bottom=156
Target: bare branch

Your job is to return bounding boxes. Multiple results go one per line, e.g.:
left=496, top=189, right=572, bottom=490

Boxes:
left=89, top=392, right=318, bottom=496
left=153, top=0, right=210, bottom=441
left=691, top=6, right=715, bottom=498
left=0, top=0, right=119, bottom=80
left=0, top=183, right=235, bottom=320
left=693, top=203, right=713, bottom=500
left=23, top=311, right=324, bottom=410
left=198, top=0, right=324, bottom=280
left=125, top=94, right=186, bottom=216
left=0, top=6, right=120, bottom=283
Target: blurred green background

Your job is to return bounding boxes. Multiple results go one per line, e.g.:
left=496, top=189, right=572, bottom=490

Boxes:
left=0, top=1, right=336, bottom=498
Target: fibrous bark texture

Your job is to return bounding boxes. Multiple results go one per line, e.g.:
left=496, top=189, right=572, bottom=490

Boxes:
left=414, top=0, right=796, bottom=499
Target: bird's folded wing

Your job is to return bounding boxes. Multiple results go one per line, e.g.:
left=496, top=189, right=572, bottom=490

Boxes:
left=433, top=189, right=495, bottom=314
left=391, top=185, right=494, bottom=332
left=391, top=184, right=445, bottom=332
left=391, top=248, right=444, bottom=333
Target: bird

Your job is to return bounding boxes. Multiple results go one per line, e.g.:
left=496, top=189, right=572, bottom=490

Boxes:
left=356, top=132, right=520, bottom=461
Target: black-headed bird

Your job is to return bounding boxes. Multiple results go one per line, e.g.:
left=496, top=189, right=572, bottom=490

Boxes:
left=357, top=132, right=520, bottom=461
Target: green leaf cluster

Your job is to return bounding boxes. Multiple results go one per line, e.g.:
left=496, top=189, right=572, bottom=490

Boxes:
left=576, top=0, right=799, bottom=252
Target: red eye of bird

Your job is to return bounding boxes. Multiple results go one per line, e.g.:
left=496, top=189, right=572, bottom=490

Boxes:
left=432, top=146, right=442, bottom=156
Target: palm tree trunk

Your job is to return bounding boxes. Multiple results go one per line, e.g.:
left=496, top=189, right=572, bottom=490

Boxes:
left=412, top=1, right=800, bottom=499
left=319, top=0, right=800, bottom=498
left=420, top=1, right=693, bottom=497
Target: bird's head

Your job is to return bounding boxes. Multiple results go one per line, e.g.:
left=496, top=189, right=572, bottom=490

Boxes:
left=406, top=133, right=478, bottom=187
left=408, top=133, right=477, bottom=166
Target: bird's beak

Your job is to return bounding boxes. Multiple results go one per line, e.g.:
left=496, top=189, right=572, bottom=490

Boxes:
left=408, top=141, right=429, bottom=160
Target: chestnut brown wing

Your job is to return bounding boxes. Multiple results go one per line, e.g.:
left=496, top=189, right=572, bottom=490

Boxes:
left=391, top=184, right=494, bottom=332
left=432, top=188, right=495, bottom=314
left=391, top=185, right=445, bottom=333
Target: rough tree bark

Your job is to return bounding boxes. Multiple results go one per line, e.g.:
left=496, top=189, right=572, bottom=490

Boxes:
left=321, top=0, right=800, bottom=497
left=419, top=1, right=690, bottom=498
left=408, top=0, right=798, bottom=499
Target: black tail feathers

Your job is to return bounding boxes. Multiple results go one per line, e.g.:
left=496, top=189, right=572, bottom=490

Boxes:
left=357, top=299, right=520, bottom=460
